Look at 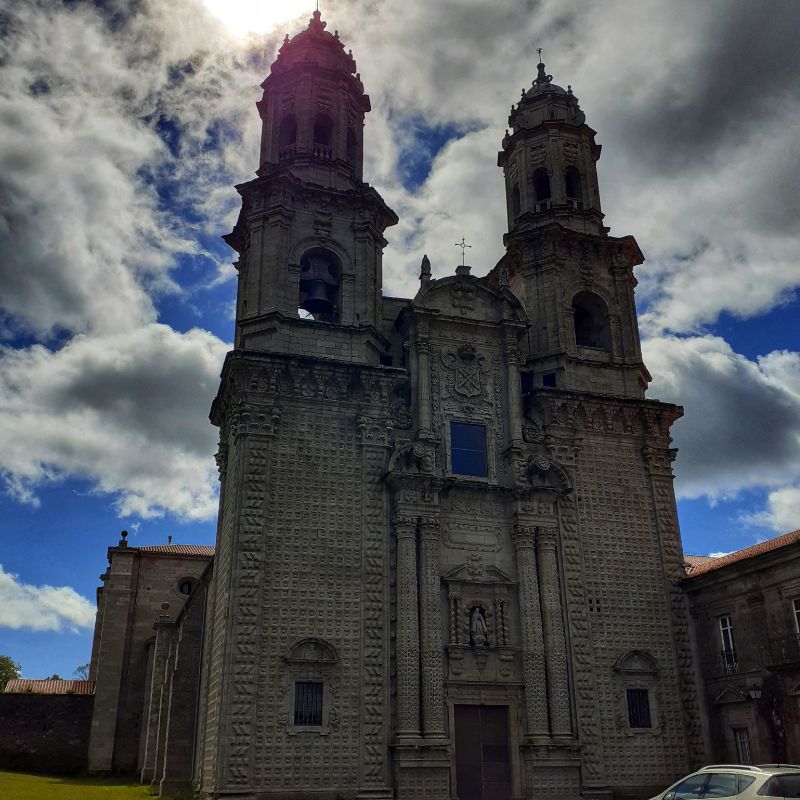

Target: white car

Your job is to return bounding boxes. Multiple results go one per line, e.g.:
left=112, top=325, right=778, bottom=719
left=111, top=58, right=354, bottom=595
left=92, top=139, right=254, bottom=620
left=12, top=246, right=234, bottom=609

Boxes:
left=647, top=764, right=800, bottom=800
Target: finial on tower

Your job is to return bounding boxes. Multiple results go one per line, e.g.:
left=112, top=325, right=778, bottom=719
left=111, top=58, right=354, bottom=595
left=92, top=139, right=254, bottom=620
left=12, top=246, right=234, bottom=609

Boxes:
left=454, top=237, right=472, bottom=268
left=309, top=7, right=326, bottom=32
left=537, top=47, right=543, bottom=63
left=119, top=529, right=128, bottom=547
left=534, top=61, right=553, bottom=86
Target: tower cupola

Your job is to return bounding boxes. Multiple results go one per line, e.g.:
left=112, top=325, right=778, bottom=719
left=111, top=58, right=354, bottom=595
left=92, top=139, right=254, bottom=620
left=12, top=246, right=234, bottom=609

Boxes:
left=257, top=10, right=370, bottom=188
left=498, top=60, right=604, bottom=236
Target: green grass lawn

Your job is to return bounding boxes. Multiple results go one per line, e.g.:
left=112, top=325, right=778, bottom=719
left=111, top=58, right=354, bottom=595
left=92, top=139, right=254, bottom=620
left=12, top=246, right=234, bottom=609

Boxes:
left=0, top=770, right=153, bottom=800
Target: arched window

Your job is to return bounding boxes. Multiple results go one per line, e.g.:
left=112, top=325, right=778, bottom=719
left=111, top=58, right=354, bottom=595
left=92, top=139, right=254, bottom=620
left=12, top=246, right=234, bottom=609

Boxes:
left=298, top=248, right=340, bottom=322
left=532, top=168, right=551, bottom=210
left=313, top=113, right=333, bottom=159
left=510, top=185, right=521, bottom=218
left=278, top=115, right=296, bottom=159
left=572, top=291, right=612, bottom=352
left=346, top=128, right=358, bottom=164
left=565, top=165, right=582, bottom=206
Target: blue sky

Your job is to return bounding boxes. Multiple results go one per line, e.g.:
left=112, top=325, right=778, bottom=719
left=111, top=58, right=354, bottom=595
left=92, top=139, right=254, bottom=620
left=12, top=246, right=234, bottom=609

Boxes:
left=0, top=0, right=798, bottom=679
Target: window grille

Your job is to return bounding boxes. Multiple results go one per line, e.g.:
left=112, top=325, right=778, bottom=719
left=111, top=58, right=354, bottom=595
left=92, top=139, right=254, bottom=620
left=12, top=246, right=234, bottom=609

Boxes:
left=294, top=681, right=323, bottom=726
left=793, top=599, right=800, bottom=634
left=626, top=688, right=652, bottom=728
left=733, top=727, right=751, bottom=763
left=719, top=615, right=736, bottom=670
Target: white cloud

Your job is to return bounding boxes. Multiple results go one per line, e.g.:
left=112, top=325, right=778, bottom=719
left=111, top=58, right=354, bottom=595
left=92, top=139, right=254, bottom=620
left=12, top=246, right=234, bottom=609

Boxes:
left=644, top=336, right=800, bottom=519
left=0, top=324, right=228, bottom=520
left=0, top=565, right=95, bottom=632
left=743, top=487, right=800, bottom=534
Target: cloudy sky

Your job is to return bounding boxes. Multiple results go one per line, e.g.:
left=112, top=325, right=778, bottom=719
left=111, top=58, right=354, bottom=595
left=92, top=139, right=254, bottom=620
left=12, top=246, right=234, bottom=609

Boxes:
left=0, top=0, right=798, bottom=678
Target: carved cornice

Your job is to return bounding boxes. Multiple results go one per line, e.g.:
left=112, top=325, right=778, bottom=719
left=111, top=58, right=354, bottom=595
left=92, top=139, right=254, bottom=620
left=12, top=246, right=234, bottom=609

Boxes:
left=536, top=527, right=559, bottom=548
left=512, top=524, right=537, bottom=550
left=527, top=390, right=682, bottom=441
left=211, top=351, right=410, bottom=427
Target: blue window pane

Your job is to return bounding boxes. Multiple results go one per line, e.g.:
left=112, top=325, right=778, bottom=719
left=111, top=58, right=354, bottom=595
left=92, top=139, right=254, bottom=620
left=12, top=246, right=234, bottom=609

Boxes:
left=451, top=422, right=487, bottom=477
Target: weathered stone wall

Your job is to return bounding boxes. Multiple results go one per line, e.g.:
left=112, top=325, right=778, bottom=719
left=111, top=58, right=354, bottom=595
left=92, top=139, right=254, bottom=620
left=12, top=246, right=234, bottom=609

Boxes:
left=0, top=694, right=93, bottom=774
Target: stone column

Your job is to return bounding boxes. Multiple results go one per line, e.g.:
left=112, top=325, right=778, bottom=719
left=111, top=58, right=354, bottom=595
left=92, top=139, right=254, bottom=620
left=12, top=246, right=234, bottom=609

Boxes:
left=415, top=327, right=433, bottom=438
left=537, top=526, right=572, bottom=737
left=503, top=328, right=523, bottom=447
left=394, top=515, right=421, bottom=739
left=419, top=517, right=445, bottom=738
left=512, top=524, right=549, bottom=738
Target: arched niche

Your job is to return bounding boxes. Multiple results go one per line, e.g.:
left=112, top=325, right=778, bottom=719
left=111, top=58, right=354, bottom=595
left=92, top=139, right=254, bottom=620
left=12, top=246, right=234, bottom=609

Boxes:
left=565, top=165, right=582, bottom=207
left=613, top=650, right=659, bottom=675
left=532, top=167, right=551, bottom=209
left=278, top=114, right=297, bottom=158
left=313, top=113, right=334, bottom=159
left=572, top=290, right=612, bottom=352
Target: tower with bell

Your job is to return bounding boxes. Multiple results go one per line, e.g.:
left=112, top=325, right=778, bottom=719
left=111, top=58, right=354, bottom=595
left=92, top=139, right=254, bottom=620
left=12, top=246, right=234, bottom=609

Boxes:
left=497, top=55, right=649, bottom=398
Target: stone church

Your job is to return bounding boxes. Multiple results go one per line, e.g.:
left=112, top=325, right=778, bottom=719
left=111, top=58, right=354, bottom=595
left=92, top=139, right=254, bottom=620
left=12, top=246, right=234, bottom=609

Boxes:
left=85, top=10, right=709, bottom=800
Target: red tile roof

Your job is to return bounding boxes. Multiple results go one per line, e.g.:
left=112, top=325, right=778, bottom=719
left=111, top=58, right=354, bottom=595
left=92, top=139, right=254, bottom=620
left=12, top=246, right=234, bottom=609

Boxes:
left=137, top=544, right=215, bottom=557
left=5, top=679, right=95, bottom=695
left=685, top=530, right=800, bottom=578
left=684, top=554, right=718, bottom=569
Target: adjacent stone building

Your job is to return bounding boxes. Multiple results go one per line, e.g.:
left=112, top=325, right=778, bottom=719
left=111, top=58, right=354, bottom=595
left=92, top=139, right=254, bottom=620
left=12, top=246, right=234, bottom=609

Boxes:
left=685, top=530, right=800, bottom=766
left=86, top=533, right=212, bottom=774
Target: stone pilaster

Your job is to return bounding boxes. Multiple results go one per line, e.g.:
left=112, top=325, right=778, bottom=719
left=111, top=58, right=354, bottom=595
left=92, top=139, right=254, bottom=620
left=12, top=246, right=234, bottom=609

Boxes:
left=418, top=517, right=445, bottom=739
left=537, top=526, right=572, bottom=737
left=394, top=515, right=421, bottom=739
left=415, top=326, right=432, bottom=438
left=512, top=524, right=549, bottom=739
left=503, top=327, right=524, bottom=447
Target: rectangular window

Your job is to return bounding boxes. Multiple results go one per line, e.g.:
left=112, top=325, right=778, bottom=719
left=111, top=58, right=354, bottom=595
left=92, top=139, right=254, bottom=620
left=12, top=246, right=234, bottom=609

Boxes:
left=450, top=422, right=488, bottom=477
left=733, top=727, right=751, bottom=763
left=293, top=681, right=323, bottom=726
left=793, top=599, right=800, bottom=634
left=626, top=688, right=652, bottom=728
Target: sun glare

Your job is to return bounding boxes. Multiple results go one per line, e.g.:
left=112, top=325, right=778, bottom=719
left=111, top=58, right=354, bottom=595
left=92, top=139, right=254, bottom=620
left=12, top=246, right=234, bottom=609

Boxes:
left=202, top=0, right=314, bottom=37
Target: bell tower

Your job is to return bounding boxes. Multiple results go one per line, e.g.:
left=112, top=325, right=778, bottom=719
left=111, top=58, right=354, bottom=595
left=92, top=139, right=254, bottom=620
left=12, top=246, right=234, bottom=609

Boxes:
left=497, top=59, right=650, bottom=398
left=224, top=9, right=397, bottom=362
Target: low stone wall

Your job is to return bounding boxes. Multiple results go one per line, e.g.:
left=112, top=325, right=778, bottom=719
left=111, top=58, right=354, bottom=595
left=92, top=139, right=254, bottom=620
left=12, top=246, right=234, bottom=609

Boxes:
left=0, top=694, right=93, bottom=774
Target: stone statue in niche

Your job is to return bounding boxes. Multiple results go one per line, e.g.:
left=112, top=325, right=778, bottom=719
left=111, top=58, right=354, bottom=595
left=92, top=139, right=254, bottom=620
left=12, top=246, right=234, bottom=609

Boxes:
left=470, top=606, right=489, bottom=647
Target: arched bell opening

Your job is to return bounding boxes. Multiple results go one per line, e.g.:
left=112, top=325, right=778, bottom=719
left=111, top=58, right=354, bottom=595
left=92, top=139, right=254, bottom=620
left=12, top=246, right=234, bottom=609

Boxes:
left=565, top=165, right=582, bottom=208
left=278, top=115, right=297, bottom=160
left=298, top=248, right=341, bottom=322
left=572, top=290, right=611, bottom=352
left=532, top=167, right=551, bottom=211
left=313, top=113, right=334, bottom=160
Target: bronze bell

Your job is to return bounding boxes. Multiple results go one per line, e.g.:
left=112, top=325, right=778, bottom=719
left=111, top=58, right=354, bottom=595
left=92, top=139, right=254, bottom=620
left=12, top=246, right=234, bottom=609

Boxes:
left=299, top=256, right=337, bottom=315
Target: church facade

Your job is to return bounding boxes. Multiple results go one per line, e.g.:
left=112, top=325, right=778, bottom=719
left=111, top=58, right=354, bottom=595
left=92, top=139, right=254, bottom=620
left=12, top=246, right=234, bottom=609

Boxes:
left=88, top=11, right=708, bottom=800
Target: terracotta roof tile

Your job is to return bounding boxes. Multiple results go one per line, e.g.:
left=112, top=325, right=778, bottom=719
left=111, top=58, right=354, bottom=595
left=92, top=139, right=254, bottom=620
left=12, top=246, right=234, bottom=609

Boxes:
left=137, top=544, right=215, bottom=557
left=685, top=530, right=800, bottom=578
left=5, top=679, right=95, bottom=695
left=684, top=554, right=718, bottom=569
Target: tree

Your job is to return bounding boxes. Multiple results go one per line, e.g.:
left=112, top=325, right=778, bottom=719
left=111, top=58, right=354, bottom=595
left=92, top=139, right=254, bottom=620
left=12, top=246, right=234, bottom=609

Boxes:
left=47, top=674, right=62, bottom=680
left=74, top=663, right=90, bottom=680
left=0, top=655, right=21, bottom=691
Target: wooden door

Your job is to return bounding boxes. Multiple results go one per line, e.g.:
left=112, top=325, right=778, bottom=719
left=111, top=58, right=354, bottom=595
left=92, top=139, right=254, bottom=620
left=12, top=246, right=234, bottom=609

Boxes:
left=454, top=705, right=512, bottom=800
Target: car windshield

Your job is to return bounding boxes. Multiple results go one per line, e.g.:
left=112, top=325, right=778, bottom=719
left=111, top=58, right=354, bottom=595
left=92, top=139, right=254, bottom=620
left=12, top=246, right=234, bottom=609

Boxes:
left=758, top=774, right=800, bottom=798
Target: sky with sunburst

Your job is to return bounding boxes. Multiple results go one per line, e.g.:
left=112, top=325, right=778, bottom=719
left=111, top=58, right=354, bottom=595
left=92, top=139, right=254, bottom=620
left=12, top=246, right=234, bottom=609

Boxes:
left=1, top=0, right=799, bottom=678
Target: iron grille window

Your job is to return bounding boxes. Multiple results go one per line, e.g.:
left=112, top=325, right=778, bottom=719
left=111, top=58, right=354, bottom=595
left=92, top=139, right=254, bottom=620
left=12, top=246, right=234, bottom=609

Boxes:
left=793, top=599, right=800, bottom=634
left=626, top=688, right=652, bottom=728
left=733, top=727, right=751, bottom=764
left=450, top=422, right=487, bottom=477
left=294, top=681, right=323, bottom=726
